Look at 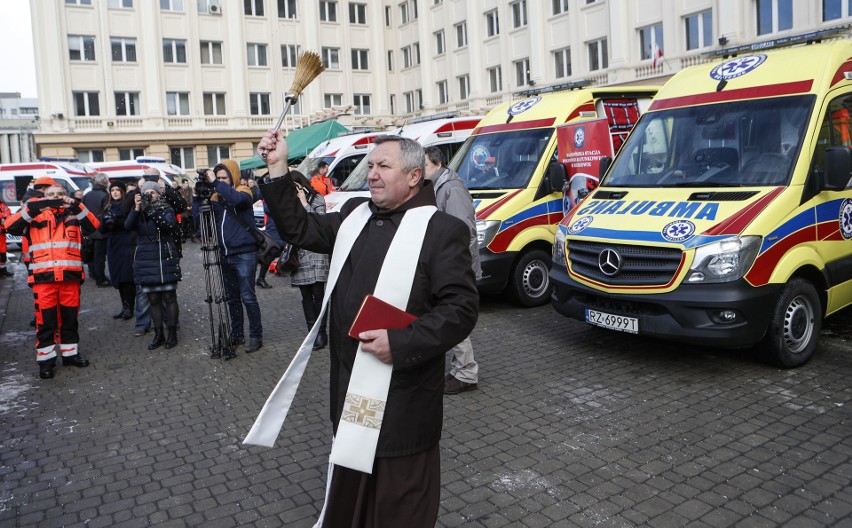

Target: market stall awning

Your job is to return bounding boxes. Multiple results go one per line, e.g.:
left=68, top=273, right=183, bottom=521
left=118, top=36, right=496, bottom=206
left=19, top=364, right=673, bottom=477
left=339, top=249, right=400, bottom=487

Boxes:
left=240, top=120, right=349, bottom=170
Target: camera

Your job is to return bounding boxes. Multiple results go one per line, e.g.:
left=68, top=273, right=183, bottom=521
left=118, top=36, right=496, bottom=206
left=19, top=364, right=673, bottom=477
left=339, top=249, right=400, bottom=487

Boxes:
left=194, top=168, right=215, bottom=201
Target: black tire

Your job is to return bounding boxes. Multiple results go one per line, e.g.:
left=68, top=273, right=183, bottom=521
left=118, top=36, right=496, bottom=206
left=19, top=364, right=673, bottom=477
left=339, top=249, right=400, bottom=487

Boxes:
left=507, top=249, right=552, bottom=307
left=760, top=278, right=822, bottom=368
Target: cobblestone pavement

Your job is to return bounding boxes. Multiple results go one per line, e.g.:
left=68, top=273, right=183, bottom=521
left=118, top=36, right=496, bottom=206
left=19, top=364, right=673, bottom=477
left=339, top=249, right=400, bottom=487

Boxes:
left=1, top=247, right=852, bottom=527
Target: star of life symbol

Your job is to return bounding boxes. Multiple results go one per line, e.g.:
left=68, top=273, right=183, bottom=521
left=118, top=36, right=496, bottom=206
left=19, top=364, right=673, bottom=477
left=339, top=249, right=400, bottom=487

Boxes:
left=662, top=220, right=695, bottom=242
left=569, top=216, right=593, bottom=234
left=840, top=198, right=852, bottom=240
left=507, top=97, right=541, bottom=117
left=710, top=54, right=767, bottom=81
left=341, top=393, right=385, bottom=429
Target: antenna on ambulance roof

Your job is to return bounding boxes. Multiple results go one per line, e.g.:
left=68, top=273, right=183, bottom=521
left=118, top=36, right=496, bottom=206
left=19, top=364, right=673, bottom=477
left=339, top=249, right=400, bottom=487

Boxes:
left=513, top=79, right=593, bottom=98
left=704, top=25, right=850, bottom=59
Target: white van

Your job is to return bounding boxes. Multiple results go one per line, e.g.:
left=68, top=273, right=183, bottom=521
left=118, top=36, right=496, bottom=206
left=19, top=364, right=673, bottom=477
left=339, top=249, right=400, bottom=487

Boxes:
left=1, top=159, right=97, bottom=244
left=86, top=157, right=186, bottom=189
left=324, top=114, right=484, bottom=212
left=295, top=130, right=385, bottom=186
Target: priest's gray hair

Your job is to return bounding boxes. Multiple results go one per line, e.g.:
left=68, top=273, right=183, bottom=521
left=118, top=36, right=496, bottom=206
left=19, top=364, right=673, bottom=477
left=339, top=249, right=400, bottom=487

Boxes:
left=374, top=135, right=425, bottom=175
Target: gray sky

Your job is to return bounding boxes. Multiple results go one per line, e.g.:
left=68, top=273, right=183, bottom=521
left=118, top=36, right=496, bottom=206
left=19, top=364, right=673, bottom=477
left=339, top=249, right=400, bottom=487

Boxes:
left=0, top=0, right=37, bottom=98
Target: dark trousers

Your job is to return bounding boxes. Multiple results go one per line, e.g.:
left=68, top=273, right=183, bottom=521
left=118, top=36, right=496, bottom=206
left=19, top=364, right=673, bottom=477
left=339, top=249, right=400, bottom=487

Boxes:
left=222, top=251, right=262, bottom=342
left=88, top=238, right=108, bottom=283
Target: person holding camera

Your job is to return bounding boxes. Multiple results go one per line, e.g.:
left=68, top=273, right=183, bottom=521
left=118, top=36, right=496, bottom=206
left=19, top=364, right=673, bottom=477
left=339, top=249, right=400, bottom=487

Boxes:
left=100, top=181, right=135, bottom=320
left=6, top=183, right=100, bottom=379
left=196, top=160, right=263, bottom=353
left=125, top=181, right=182, bottom=350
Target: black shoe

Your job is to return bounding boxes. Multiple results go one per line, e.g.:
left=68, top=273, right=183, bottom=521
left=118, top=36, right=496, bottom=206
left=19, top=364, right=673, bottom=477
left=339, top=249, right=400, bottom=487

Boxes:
left=313, top=331, right=327, bottom=351
left=96, top=281, right=111, bottom=288
left=444, top=376, right=477, bottom=395
left=255, top=278, right=272, bottom=289
left=39, top=362, right=55, bottom=379
left=62, top=354, right=90, bottom=368
left=134, top=327, right=148, bottom=337
left=164, top=327, right=178, bottom=349
left=112, top=307, right=125, bottom=319
left=231, top=336, right=245, bottom=346
left=120, top=307, right=133, bottom=320
left=0, top=268, right=13, bottom=277
left=246, top=340, right=263, bottom=353
left=30, top=318, right=36, bottom=327
left=148, top=328, right=165, bottom=350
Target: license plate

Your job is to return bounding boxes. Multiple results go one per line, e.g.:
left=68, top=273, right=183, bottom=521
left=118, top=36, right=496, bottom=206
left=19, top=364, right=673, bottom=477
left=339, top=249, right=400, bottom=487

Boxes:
left=585, top=308, right=638, bottom=334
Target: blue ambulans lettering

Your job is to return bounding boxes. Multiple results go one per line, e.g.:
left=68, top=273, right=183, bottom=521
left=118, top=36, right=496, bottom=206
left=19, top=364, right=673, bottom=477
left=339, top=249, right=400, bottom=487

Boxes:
left=576, top=200, right=720, bottom=220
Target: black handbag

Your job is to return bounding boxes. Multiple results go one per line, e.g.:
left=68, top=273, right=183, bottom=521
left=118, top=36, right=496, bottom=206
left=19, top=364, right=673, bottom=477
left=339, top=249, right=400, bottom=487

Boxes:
left=275, top=243, right=299, bottom=275
left=81, top=237, right=95, bottom=264
left=229, top=208, right=283, bottom=266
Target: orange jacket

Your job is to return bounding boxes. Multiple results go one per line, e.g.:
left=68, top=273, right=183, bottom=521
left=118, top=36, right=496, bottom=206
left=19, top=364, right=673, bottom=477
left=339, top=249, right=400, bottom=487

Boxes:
left=6, top=199, right=99, bottom=284
left=310, top=174, right=335, bottom=196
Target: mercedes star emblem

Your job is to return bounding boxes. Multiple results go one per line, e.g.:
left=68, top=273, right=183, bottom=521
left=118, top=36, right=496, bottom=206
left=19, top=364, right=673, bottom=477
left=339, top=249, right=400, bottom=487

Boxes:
left=598, top=248, right=622, bottom=276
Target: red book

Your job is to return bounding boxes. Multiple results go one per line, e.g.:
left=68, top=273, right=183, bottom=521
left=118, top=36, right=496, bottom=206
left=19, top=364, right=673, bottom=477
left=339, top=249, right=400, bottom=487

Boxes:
left=348, top=295, right=418, bottom=340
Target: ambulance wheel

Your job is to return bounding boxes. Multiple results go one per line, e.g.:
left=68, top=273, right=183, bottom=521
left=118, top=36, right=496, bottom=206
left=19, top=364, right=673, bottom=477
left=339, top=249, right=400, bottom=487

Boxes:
left=760, top=278, right=821, bottom=368
left=508, top=249, right=552, bottom=307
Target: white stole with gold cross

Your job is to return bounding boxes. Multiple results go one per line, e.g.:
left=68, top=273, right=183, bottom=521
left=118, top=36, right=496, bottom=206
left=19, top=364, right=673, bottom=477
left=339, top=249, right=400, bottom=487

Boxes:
left=243, top=202, right=436, bottom=474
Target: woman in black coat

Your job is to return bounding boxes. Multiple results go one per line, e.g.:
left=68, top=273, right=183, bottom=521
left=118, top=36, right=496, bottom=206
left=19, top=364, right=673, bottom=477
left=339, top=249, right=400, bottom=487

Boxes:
left=125, top=181, right=182, bottom=350
left=101, top=181, right=135, bottom=320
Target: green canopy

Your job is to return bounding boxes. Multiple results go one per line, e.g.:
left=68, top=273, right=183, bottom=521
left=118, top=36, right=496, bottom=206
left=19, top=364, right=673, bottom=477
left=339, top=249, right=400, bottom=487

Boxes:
left=240, top=120, right=349, bottom=170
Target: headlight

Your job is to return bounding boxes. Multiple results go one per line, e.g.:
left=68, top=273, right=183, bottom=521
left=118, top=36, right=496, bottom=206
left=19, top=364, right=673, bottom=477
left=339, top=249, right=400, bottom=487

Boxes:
left=685, top=236, right=761, bottom=284
left=553, top=227, right=566, bottom=264
left=476, top=220, right=500, bottom=249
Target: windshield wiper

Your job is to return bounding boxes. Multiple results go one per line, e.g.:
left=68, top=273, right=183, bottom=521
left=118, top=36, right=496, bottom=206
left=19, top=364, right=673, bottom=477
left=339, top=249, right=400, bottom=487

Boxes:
left=667, top=181, right=744, bottom=188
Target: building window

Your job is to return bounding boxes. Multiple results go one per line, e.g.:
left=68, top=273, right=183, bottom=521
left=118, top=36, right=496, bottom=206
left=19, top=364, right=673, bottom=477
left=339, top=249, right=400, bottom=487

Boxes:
left=458, top=75, right=470, bottom=100
left=511, top=0, right=527, bottom=28
left=413, top=42, right=421, bottom=65
left=111, top=37, right=137, bottom=62
left=200, top=41, right=223, bottom=64
left=324, top=93, right=343, bottom=107
left=281, top=44, right=301, bottom=67
left=66, top=0, right=93, bottom=5
left=320, top=1, right=337, bottom=22
left=485, top=10, right=499, bottom=37
left=115, top=92, right=140, bottom=116
left=455, top=22, right=467, bottom=48
left=119, top=147, right=145, bottom=160
left=351, top=49, right=369, bottom=70
left=163, top=39, right=187, bottom=63
left=69, top=35, right=96, bottom=61
left=554, top=47, right=571, bottom=78
left=203, top=93, right=226, bottom=115
left=412, top=0, right=418, bottom=19
left=588, top=38, right=608, bottom=71
left=77, top=149, right=105, bottom=163
left=321, top=47, right=340, bottom=69
left=160, top=0, right=184, bottom=11
left=404, top=91, right=414, bottom=113
left=353, top=94, right=371, bottom=115
left=416, top=89, right=423, bottom=109
left=170, top=146, right=195, bottom=169
left=247, top=43, right=268, bottom=67
left=249, top=93, right=270, bottom=115
left=685, top=10, right=713, bottom=51
left=389, top=94, right=395, bottom=114
left=387, top=50, right=393, bottom=71
left=552, top=0, right=568, bottom=15
left=385, top=5, right=391, bottom=26
left=757, top=0, right=793, bottom=35
left=515, top=58, right=530, bottom=86
left=434, top=30, right=445, bottom=55
left=349, top=2, right=367, bottom=24
left=437, top=80, right=448, bottom=105
left=399, top=1, right=409, bottom=24
left=108, top=0, right=133, bottom=8
left=207, top=145, right=230, bottom=166
left=401, top=46, right=411, bottom=68
left=824, top=0, right=852, bottom=20
left=244, top=0, right=264, bottom=16
left=639, top=23, right=663, bottom=61
left=488, top=66, right=502, bottom=93
left=73, top=91, right=99, bottom=116
left=166, top=92, right=190, bottom=115
left=277, top=0, right=297, bottom=18
left=197, top=0, right=217, bottom=13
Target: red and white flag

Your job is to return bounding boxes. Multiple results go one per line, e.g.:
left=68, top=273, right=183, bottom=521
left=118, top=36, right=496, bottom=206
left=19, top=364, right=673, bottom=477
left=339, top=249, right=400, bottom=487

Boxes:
left=652, top=43, right=663, bottom=69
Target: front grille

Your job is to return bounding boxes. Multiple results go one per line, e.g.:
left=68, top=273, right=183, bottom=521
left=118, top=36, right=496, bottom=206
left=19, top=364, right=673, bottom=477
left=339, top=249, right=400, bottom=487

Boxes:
left=567, top=240, right=682, bottom=286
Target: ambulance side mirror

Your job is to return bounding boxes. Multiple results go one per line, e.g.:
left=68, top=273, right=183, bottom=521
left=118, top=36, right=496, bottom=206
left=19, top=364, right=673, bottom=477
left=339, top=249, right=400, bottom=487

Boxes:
left=537, top=162, right=567, bottom=201
left=599, top=157, right=612, bottom=179
left=823, top=147, right=852, bottom=191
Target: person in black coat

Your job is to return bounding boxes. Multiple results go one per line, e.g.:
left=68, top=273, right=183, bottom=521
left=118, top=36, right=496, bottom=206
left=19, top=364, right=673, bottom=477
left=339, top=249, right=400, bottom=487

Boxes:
left=100, top=181, right=135, bottom=320
left=125, top=181, right=182, bottom=350
left=82, top=173, right=110, bottom=286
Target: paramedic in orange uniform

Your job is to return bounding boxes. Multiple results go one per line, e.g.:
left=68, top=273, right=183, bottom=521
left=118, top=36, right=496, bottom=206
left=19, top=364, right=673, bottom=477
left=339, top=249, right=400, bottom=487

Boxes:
left=6, top=184, right=100, bottom=379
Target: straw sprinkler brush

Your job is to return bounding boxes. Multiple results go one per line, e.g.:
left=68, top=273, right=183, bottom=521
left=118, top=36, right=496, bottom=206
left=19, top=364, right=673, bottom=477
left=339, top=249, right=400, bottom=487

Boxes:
left=260, top=50, right=325, bottom=160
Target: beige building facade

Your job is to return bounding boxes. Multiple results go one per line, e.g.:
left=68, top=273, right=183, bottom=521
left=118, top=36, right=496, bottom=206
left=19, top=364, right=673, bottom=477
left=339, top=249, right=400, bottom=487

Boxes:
left=31, top=0, right=852, bottom=169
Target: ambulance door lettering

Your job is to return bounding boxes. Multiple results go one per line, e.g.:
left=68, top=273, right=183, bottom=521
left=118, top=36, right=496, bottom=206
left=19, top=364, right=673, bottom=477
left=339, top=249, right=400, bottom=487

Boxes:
left=630, top=201, right=655, bottom=215
left=599, top=201, right=624, bottom=214
left=668, top=202, right=701, bottom=218
left=615, top=201, right=639, bottom=214
left=575, top=199, right=719, bottom=220
left=648, top=202, right=675, bottom=216
left=695, top=203, right=719, bottom=220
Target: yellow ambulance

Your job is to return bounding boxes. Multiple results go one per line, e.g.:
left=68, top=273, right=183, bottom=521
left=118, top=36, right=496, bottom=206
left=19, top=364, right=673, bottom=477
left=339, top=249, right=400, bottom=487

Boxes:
left=551, top=28, right=852, bottom=367
left=450, top=82, right=657, bottom=306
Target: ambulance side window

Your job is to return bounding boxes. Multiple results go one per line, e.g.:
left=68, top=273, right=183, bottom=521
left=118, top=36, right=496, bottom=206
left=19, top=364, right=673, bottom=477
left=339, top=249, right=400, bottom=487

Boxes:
left=813, top=95, right=852, bottom=190
left=626, top=116, right=670, bottom=175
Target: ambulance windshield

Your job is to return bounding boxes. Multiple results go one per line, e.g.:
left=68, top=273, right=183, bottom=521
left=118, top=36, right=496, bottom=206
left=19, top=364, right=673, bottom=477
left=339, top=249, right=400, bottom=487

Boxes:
left=452, top=129, right=553, bottom=190
left=604, top=95, right=814, bottom=188
left=296, top=156, right=334, bottom=177
left=339, top=155, right=370, bottom=191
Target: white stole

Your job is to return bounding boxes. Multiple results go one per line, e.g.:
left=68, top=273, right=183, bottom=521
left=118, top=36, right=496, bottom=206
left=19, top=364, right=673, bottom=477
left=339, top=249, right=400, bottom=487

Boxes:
left=243, top=203, right=437, bottom=475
